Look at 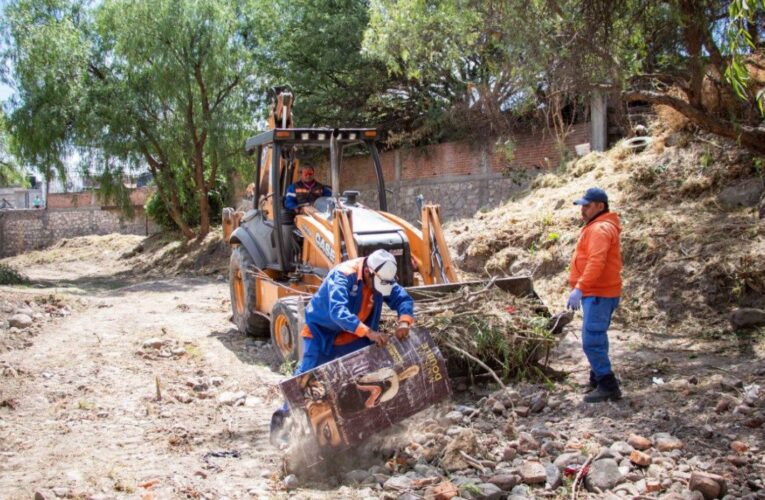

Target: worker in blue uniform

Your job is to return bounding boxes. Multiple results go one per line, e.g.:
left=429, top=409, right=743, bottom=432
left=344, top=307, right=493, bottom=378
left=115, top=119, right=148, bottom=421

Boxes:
left=270, top=249, right=414, bottom=444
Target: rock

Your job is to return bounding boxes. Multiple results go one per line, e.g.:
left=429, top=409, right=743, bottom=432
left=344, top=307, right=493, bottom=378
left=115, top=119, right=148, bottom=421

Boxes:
left=501, top=447, right=517, bottom=462
left=209, top=376, right=224, bottom=387
left=456, top=405, right=478, bottom=415
left=518, top=461, right=546, bottom=484
left=517, top=432, right=539, bottom=453
left=426, top=481, right=459, bottom=500
left=553, top=452, right=585, bottom=471
left=491, top=401, right=505, bottom=414
left=34, top=493, right=46, bottom=500
left=646, top=479, right=663, bottom=493
left=611, top=441, right=634, bottom=455
left=630, top=450, right=652, bottom=467
left=727, top=455, right=748, bottom=467
left=730, top=308, right=765, bottom=329
left=689, top=471, right=726, bottom=499
left=8, top=314, right=33, bottom=329
left=384, top=475, right=413, bottom=492
left=655, top=434, right=684, bottom=452
left=584, top=458, right=623, bottom=492
left=540, top=440, right=564, bottom=456
left=445, top=411, right=464, bottom=424
left=628, top=434, right=652, bottom=450
left=744, top=414, right=764, bottom=428
left=486, top=474, right=520, bottom=491
left=529, top=393, right=547, bottom=413
left=283, top=474, right=299, bottom=490
left=442, top=429, right=479, bottom=472
left=345, top=469, right=371, bottom=483
left=217, top=391, right=246, bottom=406
left=509, top=484, right=531, bottom=497
left=730, top=440, right=749, bottom=453
left=543, top=462, right=561, bottom=489
left=52, top=488, right=68, bottom=498
left=715, top=399, right=732, bottom=413
left=475, top=483, right=503, bottom=500
left=514, top=406, right=530, bottom=417
left=718, top=179, right=765, bottom=208
left=142, top=338, right=168, bottom=349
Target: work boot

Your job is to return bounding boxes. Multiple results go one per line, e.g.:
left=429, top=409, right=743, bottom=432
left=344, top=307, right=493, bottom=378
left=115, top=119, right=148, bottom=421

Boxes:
left=583, top=370, right=598, bottom=393
left=269, top=408, right=289, bottom=447
left=584, top=373, right=622, bottom=403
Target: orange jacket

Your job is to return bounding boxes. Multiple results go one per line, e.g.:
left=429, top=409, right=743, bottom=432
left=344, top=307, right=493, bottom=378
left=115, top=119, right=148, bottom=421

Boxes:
left=568, top=212, right=622, bottom=297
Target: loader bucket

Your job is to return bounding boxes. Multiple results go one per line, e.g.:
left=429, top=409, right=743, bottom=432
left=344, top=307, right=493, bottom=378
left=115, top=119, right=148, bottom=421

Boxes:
left=406, top=276, right=538, bottom=301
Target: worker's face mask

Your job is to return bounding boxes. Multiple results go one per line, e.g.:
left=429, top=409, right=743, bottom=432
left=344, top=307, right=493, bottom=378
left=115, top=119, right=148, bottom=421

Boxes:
left=372, top=273, right=396, bottom=297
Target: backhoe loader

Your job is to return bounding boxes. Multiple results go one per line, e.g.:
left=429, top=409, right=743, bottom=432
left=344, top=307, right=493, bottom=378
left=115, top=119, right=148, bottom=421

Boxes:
left=222, top=88, right=538, bottom=363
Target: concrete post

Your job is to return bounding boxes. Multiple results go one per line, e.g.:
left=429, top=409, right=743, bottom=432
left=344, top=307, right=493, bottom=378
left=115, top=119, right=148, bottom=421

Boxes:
left=591, top=90, right=607, bottom=152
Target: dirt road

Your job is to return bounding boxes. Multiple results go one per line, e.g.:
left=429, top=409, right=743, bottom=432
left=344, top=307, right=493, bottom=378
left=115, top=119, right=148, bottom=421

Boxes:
left=0, top=270, right=325, bottom=498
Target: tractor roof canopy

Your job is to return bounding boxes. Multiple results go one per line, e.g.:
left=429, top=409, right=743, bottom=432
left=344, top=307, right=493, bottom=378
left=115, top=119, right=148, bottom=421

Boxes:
left=245, top=128, right=380, bottom=154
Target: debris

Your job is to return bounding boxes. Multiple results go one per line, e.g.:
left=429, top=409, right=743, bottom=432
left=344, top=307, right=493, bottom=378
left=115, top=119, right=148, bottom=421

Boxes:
left=9, top=314, right=33, bottom=329
left=627, top=434, right=652, bottom=450
left=519, top=461, right=546, bottom=484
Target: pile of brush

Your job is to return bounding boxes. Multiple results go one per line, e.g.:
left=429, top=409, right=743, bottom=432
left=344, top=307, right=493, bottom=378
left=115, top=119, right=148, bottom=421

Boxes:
left=384, top=280, right=572, bottom=384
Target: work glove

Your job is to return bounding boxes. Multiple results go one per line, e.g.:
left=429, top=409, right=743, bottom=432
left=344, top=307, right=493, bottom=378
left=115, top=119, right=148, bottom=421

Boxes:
left=367, top=330, right=389, bottom=347
left=394, top=322, right=410, bottom=341
left=567, top=288, right=583, bottom=311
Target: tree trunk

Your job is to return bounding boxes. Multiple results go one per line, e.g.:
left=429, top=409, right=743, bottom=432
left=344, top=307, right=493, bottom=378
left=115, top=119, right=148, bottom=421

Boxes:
left=623, top=90, right=765, bottom=154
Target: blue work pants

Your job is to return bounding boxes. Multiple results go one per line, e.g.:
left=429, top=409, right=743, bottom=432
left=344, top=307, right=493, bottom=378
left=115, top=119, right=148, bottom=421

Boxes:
left=581, top=296, right=620, bottom=380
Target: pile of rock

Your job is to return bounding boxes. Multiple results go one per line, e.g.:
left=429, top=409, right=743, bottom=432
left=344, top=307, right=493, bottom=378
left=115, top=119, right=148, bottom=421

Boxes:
left=304, top=384, right=761, bottom=499
left=1, top=296, right=72, bottom=351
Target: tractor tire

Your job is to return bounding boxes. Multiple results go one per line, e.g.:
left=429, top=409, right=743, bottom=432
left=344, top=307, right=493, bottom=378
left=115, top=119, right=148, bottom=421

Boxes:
left=229, top=246, right=270, bottom=337
left=270, top=297, right=302, bottom=364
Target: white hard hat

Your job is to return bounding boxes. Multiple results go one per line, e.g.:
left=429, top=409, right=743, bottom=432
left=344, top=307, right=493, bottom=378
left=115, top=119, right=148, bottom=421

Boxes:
left=366, top=249, right=398, bottom=296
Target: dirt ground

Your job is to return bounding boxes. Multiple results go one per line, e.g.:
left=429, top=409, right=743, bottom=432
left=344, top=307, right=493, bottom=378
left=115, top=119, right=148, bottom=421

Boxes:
left=1, top=234, right=764, bottom=499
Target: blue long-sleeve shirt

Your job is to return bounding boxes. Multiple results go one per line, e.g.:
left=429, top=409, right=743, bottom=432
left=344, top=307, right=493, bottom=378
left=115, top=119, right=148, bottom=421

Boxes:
left=304, top=257, right=414, bottom=356
left=285, top=181, right=332, bottom=211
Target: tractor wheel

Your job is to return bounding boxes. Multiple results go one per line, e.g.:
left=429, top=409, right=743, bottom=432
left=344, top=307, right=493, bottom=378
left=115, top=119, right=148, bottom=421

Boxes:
left=229, top=246, right=270, bottom=337
left=270, top=297, right=302, bottom=364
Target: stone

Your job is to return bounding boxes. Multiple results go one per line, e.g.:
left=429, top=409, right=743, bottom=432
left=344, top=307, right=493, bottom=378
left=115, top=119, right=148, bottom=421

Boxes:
left=730, top=440, right=749, bottom=453
left=627, top=434, right=652, bottom=450
left=426, top=481, right=459, bottom=500
left=727, top=455, right=748, bottom=467
left=142, top=338, right=168, bottom=349
left=646, top=479, right=663, bottom=493
left=655, top=435, right=684, bottom=452
left=553, top=452, right=585, bottom=471
left=345, top=469, right=371, bottom=483
left=543, top=462, right=561, bottom=489
left=52, top=488, right=69, bottom=498
left=442, top=429, right=479, bottom=472
left=217, top=391, right=246, bottom=406
left=714, top=399, right=732, bottom=413
left=8, top=314, right=33, bottom=329
left=384, top=475, right=413, bottom=492
left=518, top=461, right=546, bottom=484
left=509, top=484, right=531, bottom=497
left=501, top=447, right=517, bottom=462
left=584, top=458, right=623, bottom=492
left=491, top=401, right=505, bottom=414
left=610, top=441, right=634, bottom=455
left=486, top=474, right=520, bottom=491
left=283, top=474, right=299, bottom=490
left=529, top=393, right=547, bottom=413
left=718, top=179, right=764, bottom=208
left=630, top=450, right=652, bottom=466
left=445, top=411, right=464, bottom=424
left=730, top=308, right=765, bottom=329
left=475, top=483, right=503, bottom=500
left=514, top=406, right=530, bottom=417
left=517, top=432, right=539, bottom=453
left=689, top=471, right=726, bottom=500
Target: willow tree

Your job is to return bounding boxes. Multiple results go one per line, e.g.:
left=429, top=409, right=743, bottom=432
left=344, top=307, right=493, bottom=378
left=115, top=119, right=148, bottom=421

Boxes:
left=2, top=0, right=261, bottom=238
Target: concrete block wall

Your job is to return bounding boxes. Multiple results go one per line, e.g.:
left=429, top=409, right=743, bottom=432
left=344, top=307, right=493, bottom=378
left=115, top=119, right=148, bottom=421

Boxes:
left=0, top=208, right=159, bottom=257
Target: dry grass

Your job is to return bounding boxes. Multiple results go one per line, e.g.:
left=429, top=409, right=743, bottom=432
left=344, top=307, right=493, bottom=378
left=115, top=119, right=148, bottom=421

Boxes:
left=445, top=121, right=765, bottom=337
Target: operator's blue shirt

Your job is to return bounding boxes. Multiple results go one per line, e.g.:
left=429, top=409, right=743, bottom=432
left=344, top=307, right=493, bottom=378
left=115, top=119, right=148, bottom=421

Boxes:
left=285, top=181, right=332, bottom=211
left=304, top=257, right=414, bottom=356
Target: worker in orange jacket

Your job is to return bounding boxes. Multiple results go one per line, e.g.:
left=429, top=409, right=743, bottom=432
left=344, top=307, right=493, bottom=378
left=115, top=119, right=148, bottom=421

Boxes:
left=567, top=187, right=623, bottom=403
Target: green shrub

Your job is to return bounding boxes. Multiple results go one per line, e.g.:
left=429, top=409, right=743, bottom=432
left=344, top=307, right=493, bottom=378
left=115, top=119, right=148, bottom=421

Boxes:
left=0, top=263, right=28, bottom=285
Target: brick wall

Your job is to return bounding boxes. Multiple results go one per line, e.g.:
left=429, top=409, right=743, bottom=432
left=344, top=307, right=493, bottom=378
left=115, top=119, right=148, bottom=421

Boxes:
left=47, top=186, right=155, bottom=209
left=0, top=208, right=160, bottom=258
left=336, top=123, right=591, bottom=222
